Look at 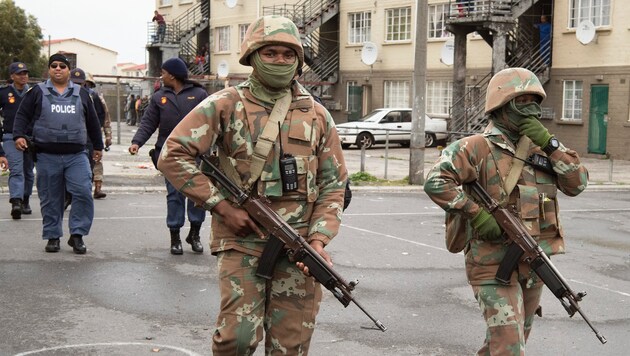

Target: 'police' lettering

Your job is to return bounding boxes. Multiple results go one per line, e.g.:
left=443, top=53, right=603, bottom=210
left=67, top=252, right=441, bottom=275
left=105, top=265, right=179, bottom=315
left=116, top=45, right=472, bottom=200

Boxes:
left=51, top=104, right=76, bottom=114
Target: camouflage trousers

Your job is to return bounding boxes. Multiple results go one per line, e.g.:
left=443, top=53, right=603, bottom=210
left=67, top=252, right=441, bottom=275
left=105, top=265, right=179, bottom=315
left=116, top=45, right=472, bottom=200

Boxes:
left=93, top=160, right=104, bottom=182
left=472, top=271, right=543, bottom=356
left=212, top=250, right=322, bottom=355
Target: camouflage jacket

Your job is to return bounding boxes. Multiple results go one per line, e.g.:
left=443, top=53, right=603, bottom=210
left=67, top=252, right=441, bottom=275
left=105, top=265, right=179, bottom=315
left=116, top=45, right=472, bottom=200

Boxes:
left=158, top=80, right=347, bottom=256
left=97, top=93, right=112, bottom=140
left=424, top=123, right=588, bottom=285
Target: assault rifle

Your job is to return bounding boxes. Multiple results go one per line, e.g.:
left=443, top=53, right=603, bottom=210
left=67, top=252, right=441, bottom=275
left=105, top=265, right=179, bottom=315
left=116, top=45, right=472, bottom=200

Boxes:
left=199, top=154, right=387, bottom=332
left=469, top=181, right=607, bottom=344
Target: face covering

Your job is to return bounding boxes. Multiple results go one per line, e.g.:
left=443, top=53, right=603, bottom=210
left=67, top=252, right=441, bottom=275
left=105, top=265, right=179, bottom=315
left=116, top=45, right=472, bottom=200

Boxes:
left=247, top=52, right=298, bottom=103
left=493, top=98, right=542, bottom=143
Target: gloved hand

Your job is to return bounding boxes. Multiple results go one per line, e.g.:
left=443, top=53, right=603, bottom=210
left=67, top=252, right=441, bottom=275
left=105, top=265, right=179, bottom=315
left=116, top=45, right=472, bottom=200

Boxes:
left=471, top=209, right=503, bottom=241
left=519, top=116, right=553, bottom=147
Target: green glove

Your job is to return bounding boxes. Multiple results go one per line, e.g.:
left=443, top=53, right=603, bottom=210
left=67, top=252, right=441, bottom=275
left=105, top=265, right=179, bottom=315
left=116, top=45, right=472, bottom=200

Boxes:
left=471, top=209, right=502, bottom=241
left=519, top=116, right=553, bottom=147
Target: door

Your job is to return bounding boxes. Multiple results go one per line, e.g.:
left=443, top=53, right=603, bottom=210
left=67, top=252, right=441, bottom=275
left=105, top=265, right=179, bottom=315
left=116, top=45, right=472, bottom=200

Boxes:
left=347, top=85, right=363, bottom=121
left=587, top=85, right=609, bottom=154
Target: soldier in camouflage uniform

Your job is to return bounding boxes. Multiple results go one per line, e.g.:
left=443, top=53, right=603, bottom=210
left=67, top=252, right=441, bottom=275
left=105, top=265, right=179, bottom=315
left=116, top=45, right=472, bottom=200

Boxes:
left=424, top=68, right=588, bottom=355
left=158, top=15, right=347, bottom=355
left=85, top=72, right=112, bottom=199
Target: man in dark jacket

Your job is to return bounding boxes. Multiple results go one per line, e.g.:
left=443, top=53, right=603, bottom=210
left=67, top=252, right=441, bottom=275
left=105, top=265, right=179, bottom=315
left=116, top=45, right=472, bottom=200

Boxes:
left=128, top=57, right=208, bottom=255
left=0, top=61, right=35, bottom=219
left=13, top=53, right=104, bottom=254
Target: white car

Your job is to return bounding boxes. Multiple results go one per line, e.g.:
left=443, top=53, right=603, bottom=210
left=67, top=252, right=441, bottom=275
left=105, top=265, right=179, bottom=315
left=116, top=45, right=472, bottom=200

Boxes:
left=336, top=108, right=448, bottom=149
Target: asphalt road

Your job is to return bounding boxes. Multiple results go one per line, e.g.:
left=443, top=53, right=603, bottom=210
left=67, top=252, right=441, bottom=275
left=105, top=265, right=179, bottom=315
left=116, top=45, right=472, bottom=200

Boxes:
left=1, top=189, right=628, bottom=355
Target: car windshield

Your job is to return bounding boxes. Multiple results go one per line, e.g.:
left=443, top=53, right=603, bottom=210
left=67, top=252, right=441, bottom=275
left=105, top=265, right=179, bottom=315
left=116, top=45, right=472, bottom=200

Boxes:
left=359, top=110, right=386, bottom=122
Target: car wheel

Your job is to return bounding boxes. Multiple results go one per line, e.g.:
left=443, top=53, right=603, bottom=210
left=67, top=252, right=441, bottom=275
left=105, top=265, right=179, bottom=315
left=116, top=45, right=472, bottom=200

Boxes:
left=341, top=143, right=351, bottom=149
left=356, top=132, right=374, bottom=149
left=425, top=133, right=436, bottom=147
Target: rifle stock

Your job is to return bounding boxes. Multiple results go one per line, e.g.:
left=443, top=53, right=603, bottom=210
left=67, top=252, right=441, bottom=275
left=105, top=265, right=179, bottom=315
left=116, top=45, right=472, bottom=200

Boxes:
left=199, top=154, right=387, bottom=332
left=469, top=181, right=606, bottom=344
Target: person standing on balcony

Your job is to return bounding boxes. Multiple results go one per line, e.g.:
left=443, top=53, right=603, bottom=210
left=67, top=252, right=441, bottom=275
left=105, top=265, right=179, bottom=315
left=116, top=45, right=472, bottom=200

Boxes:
left=535, top=15, right=552, bottom=65
left=152, top=10, right=166, bottom=43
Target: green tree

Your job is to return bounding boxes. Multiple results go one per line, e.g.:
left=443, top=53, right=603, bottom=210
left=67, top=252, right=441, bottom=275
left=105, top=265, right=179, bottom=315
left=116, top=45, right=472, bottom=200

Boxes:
left=0, top=0, right=47, bottom=80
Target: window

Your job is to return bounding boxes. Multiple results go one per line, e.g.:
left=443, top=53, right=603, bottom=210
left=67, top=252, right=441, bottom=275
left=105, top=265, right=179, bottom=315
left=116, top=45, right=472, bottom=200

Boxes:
left=562, top=80, right=583, bottom=121
left=179, top=0, right=193, bottom=4
left=348, top=12, right=371, bottom=44
left=569, top=0, right=611, bottom=27
left=239, top=24, right=249, bottom=49
left=386, top=7, right=412, bottom=42
left=384, top=81, right=410, bottom=108
left=159, top=0, right=172, bottom=6
left=426, top=80, right=453, bottom=116
left=215, top=26, right=230, bottom=52
left=428, top=3, right=452, bottom=39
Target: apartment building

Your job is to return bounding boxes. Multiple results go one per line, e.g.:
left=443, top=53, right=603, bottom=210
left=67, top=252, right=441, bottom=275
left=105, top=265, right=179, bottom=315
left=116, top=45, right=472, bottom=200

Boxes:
left=150, top=0, right=630, bottom=159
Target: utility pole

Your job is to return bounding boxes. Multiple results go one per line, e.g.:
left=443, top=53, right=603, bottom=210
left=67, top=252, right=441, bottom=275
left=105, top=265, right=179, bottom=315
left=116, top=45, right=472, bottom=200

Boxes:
left=409, top=0, right=428, bottom=185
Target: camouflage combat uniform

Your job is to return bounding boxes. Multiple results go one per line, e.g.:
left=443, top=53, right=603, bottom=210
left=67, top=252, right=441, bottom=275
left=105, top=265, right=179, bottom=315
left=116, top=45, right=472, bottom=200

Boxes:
left=424, top=68, right=588, bottom=355
left=158, top=15, right=347, bottom=355
left=92, top=92, right=111, bottom=182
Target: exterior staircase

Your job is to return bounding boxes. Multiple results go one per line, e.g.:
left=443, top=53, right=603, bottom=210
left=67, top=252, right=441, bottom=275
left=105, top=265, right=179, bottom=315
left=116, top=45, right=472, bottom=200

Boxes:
left=263, top=0, right=340, bottom=100
left=146, top=1, right=210, bottom=77
left=445, top=0, right=550, bottom=138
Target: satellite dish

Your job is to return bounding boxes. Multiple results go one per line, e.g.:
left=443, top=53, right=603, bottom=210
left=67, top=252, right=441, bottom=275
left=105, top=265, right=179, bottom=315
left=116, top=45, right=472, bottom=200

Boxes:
left=440, top=38, right=455, bottom=66
left=576, top=20, right=596, bottom=45
left=217, top=60, right=229, bottom=78
left=225, top=0, right=238, bottom=8
left=361, top=41, right=378, bottom=65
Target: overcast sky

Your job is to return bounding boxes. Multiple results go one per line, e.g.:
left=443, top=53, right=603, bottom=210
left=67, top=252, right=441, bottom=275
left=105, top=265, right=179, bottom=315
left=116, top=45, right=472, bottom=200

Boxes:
left=14, top=0, right=155, bottom=65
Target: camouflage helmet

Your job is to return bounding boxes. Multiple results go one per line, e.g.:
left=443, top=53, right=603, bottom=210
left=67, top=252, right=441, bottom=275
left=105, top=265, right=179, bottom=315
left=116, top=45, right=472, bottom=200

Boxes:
left=484, top=67, right=547, bottom=114
left=239, top=15, right=304, bottom=69
left=85, top=72, right=96, bottom=85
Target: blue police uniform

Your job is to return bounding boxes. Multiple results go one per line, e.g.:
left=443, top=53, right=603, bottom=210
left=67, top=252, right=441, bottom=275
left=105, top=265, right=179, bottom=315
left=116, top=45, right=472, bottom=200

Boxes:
left=13, top=80, right=103, bottom=244
left=0, top=83, right=35, bottom=208
left=131, top=83, right=208, bottom=238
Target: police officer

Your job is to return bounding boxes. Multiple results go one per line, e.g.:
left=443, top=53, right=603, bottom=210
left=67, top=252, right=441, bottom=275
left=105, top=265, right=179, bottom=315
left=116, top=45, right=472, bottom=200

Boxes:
left=424, top=67, right=589, bottom=354
left=13, top=53, right=104, bottom=254
left=128, top=57, right=208, bottom=255
left=158, top=15, right=347, bottom=354
left=0, top=61, right=35, bottom=219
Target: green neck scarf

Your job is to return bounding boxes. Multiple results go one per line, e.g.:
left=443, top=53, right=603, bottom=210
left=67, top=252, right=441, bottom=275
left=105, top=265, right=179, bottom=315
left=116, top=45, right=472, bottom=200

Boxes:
left=248, top=52, right=297, bottom=103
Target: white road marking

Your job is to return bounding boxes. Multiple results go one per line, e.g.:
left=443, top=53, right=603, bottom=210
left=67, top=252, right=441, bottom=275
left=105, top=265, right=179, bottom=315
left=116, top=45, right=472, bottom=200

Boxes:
left=14, top=342, right=203, bottom=356
left=568, top=279, right=630, bottom=297
left=341, top=224, right=453, bottom=253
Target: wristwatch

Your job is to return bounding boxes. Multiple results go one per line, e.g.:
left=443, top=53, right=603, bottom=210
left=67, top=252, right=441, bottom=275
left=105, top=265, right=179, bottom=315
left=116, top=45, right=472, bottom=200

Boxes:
left=543, top=137, right=560, bottom=155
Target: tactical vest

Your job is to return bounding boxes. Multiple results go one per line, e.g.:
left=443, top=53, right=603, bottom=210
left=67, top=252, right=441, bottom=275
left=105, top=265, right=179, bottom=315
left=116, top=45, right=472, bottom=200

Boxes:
left=33, top=82, right=87, bottom=145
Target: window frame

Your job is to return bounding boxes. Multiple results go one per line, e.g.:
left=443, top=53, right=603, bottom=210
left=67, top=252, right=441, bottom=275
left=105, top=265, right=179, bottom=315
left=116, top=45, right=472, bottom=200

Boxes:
left=384, top=80, right=410, bottom=108
left=426, top=80, right=453, bottom=117
left=562, top=80, right=583, bottom=121
left=215, top=25, right=230, bottom=53
left=428, top=3, right=452, bottom=39
left=385, top=7, right=412, bottom=43
left=568, top=0, right=611, bottom=28
left=348, top=11, right=371, bottom=44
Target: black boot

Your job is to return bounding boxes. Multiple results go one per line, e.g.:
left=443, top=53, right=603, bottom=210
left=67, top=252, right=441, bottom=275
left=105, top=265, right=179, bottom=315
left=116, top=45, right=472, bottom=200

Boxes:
left=21, top=196, right=32, bottom=215
left=170, top=229, right=183, bottom=255
left=10, top=198, right=22, bottom=220
left=185, top=223, right=204, bottom=253
left=68, top=234, right=87, bottom=254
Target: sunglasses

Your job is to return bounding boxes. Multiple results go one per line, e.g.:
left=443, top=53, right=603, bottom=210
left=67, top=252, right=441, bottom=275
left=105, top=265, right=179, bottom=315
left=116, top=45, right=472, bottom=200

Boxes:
left=50, top=63, right=68, bottom=69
